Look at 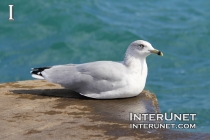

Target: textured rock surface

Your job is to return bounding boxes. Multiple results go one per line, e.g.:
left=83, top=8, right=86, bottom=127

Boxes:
left=0, top=80, right=209, bottom=140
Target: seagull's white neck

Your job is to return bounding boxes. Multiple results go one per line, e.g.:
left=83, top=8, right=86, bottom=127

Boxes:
left=123, top=53, right=148, bottom=76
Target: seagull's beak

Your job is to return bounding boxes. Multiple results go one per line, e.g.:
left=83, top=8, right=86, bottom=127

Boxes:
left=149, top=49, right=163, bottom=56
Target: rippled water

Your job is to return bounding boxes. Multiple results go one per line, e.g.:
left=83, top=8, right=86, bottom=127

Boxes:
left=0, top=0, right=210, bottom=133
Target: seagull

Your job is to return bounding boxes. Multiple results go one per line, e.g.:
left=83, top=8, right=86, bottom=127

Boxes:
left=31, top=40, right=163, bottom=99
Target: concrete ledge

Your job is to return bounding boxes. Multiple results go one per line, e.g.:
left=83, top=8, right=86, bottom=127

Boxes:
left=0, top=80, right=209, bottom=140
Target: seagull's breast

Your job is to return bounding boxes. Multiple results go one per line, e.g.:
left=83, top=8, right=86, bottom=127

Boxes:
left=126, top=59, right=148, bottom=95
left=127, top=72, right=146, bottom=93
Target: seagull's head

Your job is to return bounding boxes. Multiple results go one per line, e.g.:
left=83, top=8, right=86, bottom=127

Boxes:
left=127, top=40, right=163, bottom=58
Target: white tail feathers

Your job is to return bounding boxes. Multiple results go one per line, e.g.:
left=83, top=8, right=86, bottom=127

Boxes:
left=32, top=74, right=44, bottom=79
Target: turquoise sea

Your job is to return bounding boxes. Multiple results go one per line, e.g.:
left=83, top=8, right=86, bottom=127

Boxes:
left=0, top=0, right=210, bottom=133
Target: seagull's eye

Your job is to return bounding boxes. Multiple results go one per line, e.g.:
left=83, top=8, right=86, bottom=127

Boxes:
left=139, top=44, right=145, bottom=49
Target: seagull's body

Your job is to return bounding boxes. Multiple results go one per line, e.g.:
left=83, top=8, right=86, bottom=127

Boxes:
left=31, top=40, right=163, bottom=99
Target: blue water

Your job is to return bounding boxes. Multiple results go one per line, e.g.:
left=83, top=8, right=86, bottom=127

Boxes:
left=1, top=0, right=210, bottom=133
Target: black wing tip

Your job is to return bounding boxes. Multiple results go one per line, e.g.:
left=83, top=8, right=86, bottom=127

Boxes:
left=32, top=66, right=51, bottom=70
left=30, top=66, right=51, bottom=75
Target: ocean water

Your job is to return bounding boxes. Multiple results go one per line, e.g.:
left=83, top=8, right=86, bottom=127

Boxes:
left=0, top=0, right=210, bottom=133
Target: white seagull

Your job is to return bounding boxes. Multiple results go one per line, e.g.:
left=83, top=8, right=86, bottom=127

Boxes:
left=31, top=40, right=163, bottom=99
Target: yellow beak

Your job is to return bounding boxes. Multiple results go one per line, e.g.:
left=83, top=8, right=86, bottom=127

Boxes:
left=150, top=49, right=163, bottom=56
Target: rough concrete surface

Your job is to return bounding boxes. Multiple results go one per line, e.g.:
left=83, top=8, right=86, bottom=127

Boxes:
left=0, top=80, right=209, bottom=140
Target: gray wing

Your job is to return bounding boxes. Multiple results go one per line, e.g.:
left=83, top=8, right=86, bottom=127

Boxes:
left=42, top=61, right=128, bottom=94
